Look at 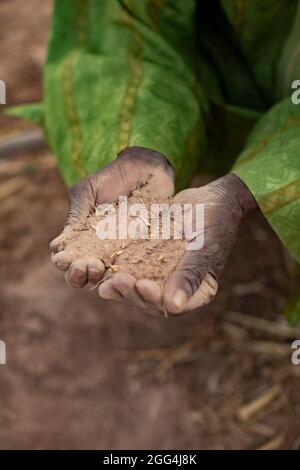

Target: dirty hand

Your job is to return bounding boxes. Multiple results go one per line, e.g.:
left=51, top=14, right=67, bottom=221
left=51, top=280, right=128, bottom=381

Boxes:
left=98, top=173, right=257, bottom=315
left=50, top=147, right=174, bottom=287
left=160, top=174, right=258, bottom=314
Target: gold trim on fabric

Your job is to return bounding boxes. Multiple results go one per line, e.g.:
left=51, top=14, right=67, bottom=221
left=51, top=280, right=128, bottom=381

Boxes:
left=234, top=115, right=300, bottom=167
left=259, top=178, right=300, bottom=214
left=117, top=11, right=144, bottom=152
left=61, top=0, right=88, bottom=177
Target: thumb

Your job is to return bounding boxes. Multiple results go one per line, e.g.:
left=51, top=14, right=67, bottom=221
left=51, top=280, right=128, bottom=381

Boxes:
left=163, top=250, right=218, bottom=314
left=50, top=178, right=94, bottom=254
left=65, top=178, right=95, bottom=226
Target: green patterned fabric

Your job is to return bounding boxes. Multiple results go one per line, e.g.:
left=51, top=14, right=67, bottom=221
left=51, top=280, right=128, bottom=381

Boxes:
left=231, top=0, right=300, bottom=267
left=44, top=0, right=205, bottom=190
left=8, top=0, right=300, bottom=319
left=232, top=98, right=300, bottom=265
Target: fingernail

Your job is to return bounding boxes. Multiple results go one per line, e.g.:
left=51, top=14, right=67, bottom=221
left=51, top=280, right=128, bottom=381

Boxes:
left=172, top=289, right=188, bottom=311
left=56, top=262, right=69, bottom=271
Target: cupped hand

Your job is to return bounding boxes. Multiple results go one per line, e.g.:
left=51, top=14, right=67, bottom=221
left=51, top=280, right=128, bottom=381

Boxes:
left=161, top=174, right=257, bottom=314
left=50, top=147, right=175, bottom=289
left=98, top=173, right=257, bottom=316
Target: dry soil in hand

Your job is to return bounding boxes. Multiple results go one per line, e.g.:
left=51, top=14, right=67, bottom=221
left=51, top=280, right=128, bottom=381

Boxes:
left=62, top=182, right=185, bottom=285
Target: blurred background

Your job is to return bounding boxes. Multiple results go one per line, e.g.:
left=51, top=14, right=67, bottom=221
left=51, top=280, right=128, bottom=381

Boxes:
left=0, top=0, right=300, bottom=450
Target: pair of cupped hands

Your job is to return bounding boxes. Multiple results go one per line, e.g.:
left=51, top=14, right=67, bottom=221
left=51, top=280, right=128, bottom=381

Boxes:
left=50, top=147, right=257, bottom=316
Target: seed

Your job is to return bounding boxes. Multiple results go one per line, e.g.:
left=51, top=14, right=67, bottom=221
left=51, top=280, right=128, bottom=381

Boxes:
left=108, top=265, right=120, bottom=272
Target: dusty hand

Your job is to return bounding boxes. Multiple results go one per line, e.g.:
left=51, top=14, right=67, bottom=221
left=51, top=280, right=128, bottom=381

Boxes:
left=161, top=173, right=258, bottom=314
left=98, top=173, right=257, bottom=315
left=50, top=147, right=174, bottom=288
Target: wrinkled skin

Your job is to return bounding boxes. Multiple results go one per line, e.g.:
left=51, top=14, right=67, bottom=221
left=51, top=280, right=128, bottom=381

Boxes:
left=159, top=174, right=258, bottom=314
left=50, top=147, right=175, bottom=292
left=50, top=148, right=257, bottom=316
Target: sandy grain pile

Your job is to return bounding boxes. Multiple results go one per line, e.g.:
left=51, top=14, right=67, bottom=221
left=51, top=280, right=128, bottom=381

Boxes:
left=63, top=183, right=185, bottom=285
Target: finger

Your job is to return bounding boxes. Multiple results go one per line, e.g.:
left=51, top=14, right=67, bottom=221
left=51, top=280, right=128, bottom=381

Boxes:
left=185, top=273, right=218, bottom=311
left=64, top=260, right=88, bottom=288
left=164, top=247, right=217, bottom=314
left=135, top=279, right=163, bottom=312
left=51, top=249, right=75, bottom=271
left=87, top=259, right=105, bottom=284
left=98, top=279, right=123, bottom=301
left=49, top=231, right=69, bottom=254
left=66, top=179, right=95, bottom=226
left=112, top=272, right=148, bottom=309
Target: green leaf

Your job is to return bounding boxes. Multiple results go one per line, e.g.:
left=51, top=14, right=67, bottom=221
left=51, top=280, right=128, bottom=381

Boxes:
left=285, top=290, right=300, bottom=326
left=4, top=102, right=44, bottom=125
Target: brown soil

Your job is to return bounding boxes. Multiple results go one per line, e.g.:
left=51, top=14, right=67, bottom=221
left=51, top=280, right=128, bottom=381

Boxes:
left=63, top=183, right=185, bottom=284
